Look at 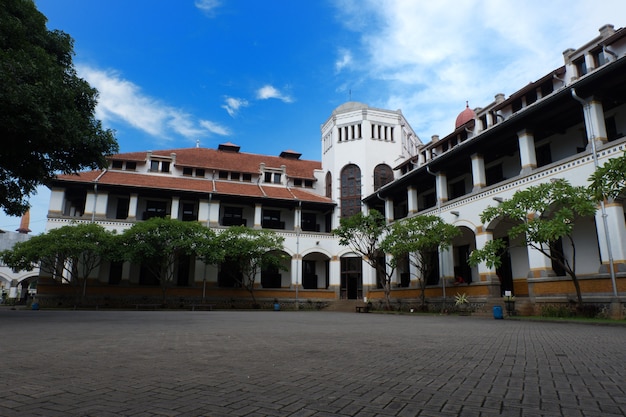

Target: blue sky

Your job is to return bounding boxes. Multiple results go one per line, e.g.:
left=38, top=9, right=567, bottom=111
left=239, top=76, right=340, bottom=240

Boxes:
left=3, top=0, right=626, bottom=234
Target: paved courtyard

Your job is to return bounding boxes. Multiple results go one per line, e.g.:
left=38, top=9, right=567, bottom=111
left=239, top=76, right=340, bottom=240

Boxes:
left=0, top=309, right=625, bottom=417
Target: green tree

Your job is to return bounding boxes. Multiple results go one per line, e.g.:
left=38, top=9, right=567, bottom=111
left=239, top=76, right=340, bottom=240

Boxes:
left=1, top=223, right=116, bottom=305
left=468, top=179, right=597, bottom=305
left=216, top=226, right=287, bottom=306
left=119, top=218, right=218, bottom=305
left=333, top=210, right=396, bottom=310
left=383, top=215, right=460, bottom=310
left=588, top=151, right=626, bottom=201
left=0, top=0, right=118, bottom=216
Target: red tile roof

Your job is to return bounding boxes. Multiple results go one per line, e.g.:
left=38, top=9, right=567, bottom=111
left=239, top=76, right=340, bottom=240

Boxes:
left=54, top=170, right=333, bottom=205
left=109, top=147, right=322, bottom=179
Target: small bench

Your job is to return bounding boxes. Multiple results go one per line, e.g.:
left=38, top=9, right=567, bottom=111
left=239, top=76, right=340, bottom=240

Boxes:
left=355, top=305, right=370, bottom=313
left=191, top=304, right=214, bottom=311
left=134, top=303, right=160, bottom=310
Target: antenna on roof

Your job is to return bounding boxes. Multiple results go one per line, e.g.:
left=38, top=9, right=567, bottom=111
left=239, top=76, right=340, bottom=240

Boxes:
left=349, top=89, right=352, bottom=101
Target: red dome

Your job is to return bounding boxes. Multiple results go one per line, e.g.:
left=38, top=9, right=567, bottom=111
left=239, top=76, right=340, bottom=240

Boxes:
left=455, top=102, right=475, bottom=129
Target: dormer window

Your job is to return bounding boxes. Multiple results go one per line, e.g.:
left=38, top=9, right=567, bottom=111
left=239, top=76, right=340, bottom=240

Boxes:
left=574, top=57, right=587, bottom=77
left=591, top=48, right=607, bottom=68
left=150, top=160, right=170, bottom=173
left=264, top=172, right=281, bottom=184
left=111, top=160, right=123, bottom=169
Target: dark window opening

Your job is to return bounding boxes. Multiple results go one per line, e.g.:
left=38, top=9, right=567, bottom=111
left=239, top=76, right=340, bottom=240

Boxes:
left=536, top=144, right=552, bottom=167
left=301, top=212, right=318, bottom=232
left=126, top=161, right=137, bottom=171
left=231, top=172, right=240, bottom=180
left=373, top=164, right=393, bottom=191
left=144, top=201, right=167, bottom=220
left=219, top=171, right=229, bottom=179
left=160, top=161, right=170, bottom=173
left=242, top=173, right=252, bottom=182
left=196, top=168, right=205, bottom=177
left=261, top=264, right=282, bottom=288
left=182, top=203, right=196, bottom=221
left=294, top=179, right=303, bottom=187
left=115, top=198, right=129, bottom=220
left=449, top=180, right=466, bottom=200
left=183, top=167, right=193, bottom=176
left=111, top=160, right=123, bottom=169
left=485, top=164, right=504, bottom=186
left=302, top=260, right=318, bottom=289
left=222, top=206, right=246, bottom=226
left=262, top=210, right=284, bottom=229
left=574, top=57, right=587, bottom=77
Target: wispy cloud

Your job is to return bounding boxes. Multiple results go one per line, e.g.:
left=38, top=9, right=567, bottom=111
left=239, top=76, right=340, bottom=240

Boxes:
left=222, top=96, right=249, bottom=117
left=194, top=0, right=221, bottom=16
left=78, top=65, right=230, bottom=142
left=256, top=84, right=293, bottom=103
left=333, top=0, right=626, bottom=141
left=335, top=48, right=353, bottom=73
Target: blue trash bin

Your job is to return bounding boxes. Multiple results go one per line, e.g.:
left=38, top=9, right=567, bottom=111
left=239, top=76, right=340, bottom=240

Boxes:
left=493, top=305, right=503, bottom=319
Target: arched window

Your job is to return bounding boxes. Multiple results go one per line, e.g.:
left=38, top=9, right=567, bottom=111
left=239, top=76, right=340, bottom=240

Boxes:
left=325, top=171, right=332, bottom=198
left=373, top=164, right=393, bottom=191
left=340, top=164, right=361, bottom=218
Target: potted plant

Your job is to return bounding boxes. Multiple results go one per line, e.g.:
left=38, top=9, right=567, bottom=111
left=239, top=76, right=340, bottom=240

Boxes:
left=504, top=294, right=515, bottom=316
left=455, top=292, right=471, bottom=315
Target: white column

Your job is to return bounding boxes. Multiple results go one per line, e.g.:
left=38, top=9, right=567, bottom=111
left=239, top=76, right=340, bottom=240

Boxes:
left=518, top=129, right=537, bottom=174
left=48, top=187, right=65, bottom=216
left=435, top=172, right=448, bottom=204
left=407, top=186, right=418, bottom=214
left=361, top=119, right=371, bottom=140
left=475, top=227, right=498, bottom=283
left=254, top=203, right=262, bottom=229
left=471, top=153, right=486, bottom=191
left=294, top=205, right=301, bottom=231
left=595, top=202, right=626, bottom=268
left=385, top=197, right=394, bottom=223
left=527, top=243, right=553, bottom=278
left=198, top=198, right=209, bottom=225
left=587, top=98, right=608, bottom=143
left=208, top=199, right=220, bottom=227
left=170, top=196, right=180, bottom=220
left=128, top=194, right=138, bottom=220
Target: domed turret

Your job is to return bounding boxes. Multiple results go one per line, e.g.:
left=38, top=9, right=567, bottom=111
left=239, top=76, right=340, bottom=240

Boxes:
left=455, top=102, right=475, bottom=129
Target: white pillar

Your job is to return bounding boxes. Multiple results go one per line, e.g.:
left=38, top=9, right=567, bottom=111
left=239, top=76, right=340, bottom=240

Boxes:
left=587, top=98, right=608, bottom=143
left=170, top=196, right=180, bottom=220
left=596, top=202, right=626, bottom=267
left=128, top=194, right=138, bottom=220
left=198, top=198, right=209, bottom=225
left=471, top=153, right=486, bottom=191
left=208, top=199, right=220, bottom=227
left=384, top=197, right=394, bottom=223
left=475, top=227, right=498, bottom=283
left=254, top=203, right=262, bottom=229
left=48, top=187, right=65, bottom=216
left=407, top=186, right=418, bottom=214
left=436, top=172, right=448, bottom=204
left=518, top=129, right=537, bottom=174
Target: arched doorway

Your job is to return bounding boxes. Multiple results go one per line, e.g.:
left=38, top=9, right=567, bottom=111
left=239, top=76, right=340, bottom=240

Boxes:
left=340, top=256, right=362, bottom=299
left=452, top=226, right=477, bottom=285
left=301, top=252, right=330, bottom=289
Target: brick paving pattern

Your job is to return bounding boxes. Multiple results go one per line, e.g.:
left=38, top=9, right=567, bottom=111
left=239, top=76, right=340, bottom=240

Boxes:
left=1, top=309, right=625, bottom=416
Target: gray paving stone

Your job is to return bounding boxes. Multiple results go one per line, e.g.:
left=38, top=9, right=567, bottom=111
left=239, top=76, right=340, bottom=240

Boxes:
left=1, top=309, right=626, bottom=416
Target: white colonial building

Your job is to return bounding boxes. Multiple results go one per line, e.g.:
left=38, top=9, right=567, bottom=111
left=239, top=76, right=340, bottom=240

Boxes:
left=37, top=24, right=626, bottom=312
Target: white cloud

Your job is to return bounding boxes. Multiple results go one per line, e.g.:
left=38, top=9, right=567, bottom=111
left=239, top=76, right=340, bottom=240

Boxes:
left=222, top=96, right=249, bottom=117
left=199, top=120, right=231, bottom=136
left=332, top=0, right=626, bottom=142
left=256, top=85, right=293, bottom=103
left=77, top=65, right=230, bottom=142
left=335, top=48, right=353, bottom=73
left=195, top=0, right=221, bottom=16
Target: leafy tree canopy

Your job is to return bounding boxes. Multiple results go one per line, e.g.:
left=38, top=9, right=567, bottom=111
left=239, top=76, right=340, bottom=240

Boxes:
left=588, top=151, right=626, bottom=201
left=468, top=179, right=597, bottom=305
left=0, top=0, right=118, bottom=216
